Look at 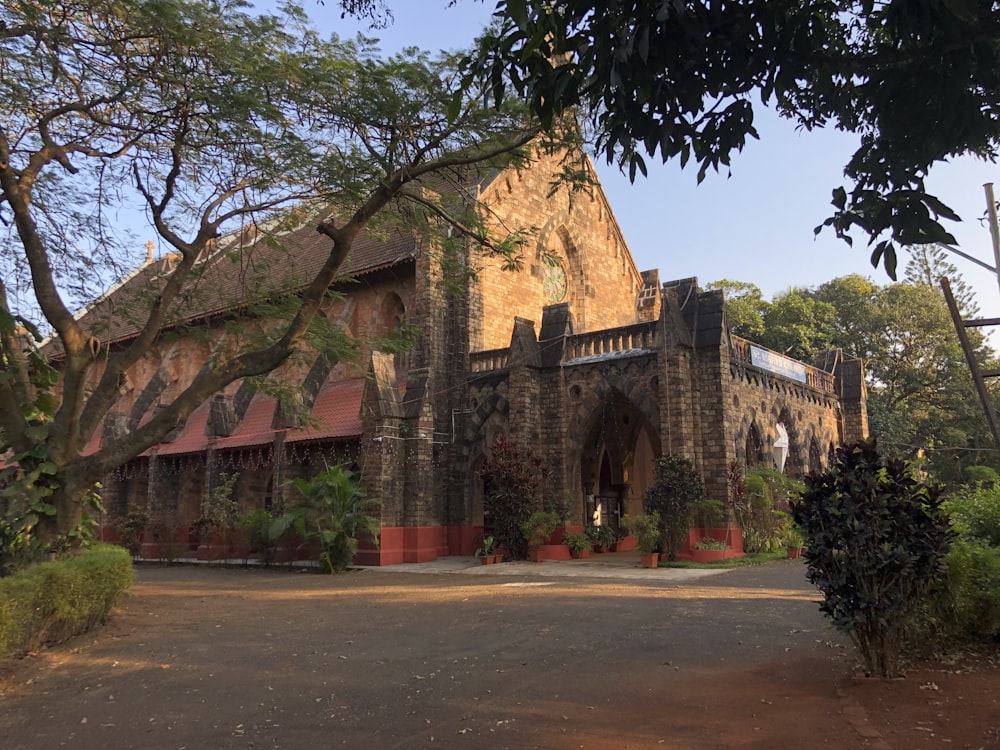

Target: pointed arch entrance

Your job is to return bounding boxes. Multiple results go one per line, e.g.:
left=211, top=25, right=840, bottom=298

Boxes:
left=577, top=387, right=661, bottom=533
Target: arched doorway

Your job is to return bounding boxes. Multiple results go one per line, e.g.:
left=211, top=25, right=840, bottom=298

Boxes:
left=578, top=388, right=661, bottom=534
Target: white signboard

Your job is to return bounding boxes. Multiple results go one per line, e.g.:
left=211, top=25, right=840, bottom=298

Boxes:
left=749, top=345, right=808, bottom=384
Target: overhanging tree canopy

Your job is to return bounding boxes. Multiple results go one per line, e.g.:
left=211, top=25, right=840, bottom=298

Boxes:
left=470, top=0, right=1000, bottom=278
left=0, top=0, right=548, bottom=546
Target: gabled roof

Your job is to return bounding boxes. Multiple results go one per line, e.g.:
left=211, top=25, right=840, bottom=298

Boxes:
left=72, top=217, right=419, bottom=347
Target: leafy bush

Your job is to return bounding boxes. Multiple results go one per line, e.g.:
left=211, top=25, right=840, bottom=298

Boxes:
left=693, top=498, right=726, bottom=534
left=791, top=439, right=953, bottom=678
left=475, top=535, right=497, bottom=557
left=962, top=465, right=1000, bottom=486
left=0, top=515, right=32, bottom=578
left=586, top=522, right=616, bottom=549
left=622, top=513, right=661, bottom=554
left=480, top=440, right=550, bottom=560
left=241, top=508, right=281, bottom=565
left=199, top=472, right=241, bottom=557
left=521, top=510, right=559, bottom=550
left=113, top=507, right=150, bottom=559
left=693, top=537, right=729, bottom=551
left=944, top=482, right=1000, bottom=546
left=543, top=495, right=572, bottom=525
left=643, top=455, right=706, bottom=561
left=779, top=513, right=805, bottom=549
left=276, top=464, right=380, bottom=573
left=564, top=531, right=590, bottom=553
left=908, top=539, right=1000, bottom=649
left=735, top=464, right=802, bottom=553
left=0, top=544, right=133, bottom=659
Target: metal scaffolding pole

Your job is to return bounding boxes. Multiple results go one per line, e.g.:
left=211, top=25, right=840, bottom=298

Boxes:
left=941, top=276, right=1000, bottom=448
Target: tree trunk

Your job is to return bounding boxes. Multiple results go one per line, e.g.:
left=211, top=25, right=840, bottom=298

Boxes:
left=34, top=473, right=88, bottom=550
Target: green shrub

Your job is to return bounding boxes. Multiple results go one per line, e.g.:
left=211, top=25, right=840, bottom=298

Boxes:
left=909, top=539, right=1000, bottom=649
left=791, top=439, right=953, bottom=678
left=563, top=531, right=590, bottom=553
left=0, top=515, right=32, bottom=577
left=736, top=465, right=802, bottom=553
left=113, top=507, right=150, bottom=559
left=0, top=544, right=133, bottom=659
left=586, top=522, right=616, bottom=549
left=944, top=483, right=1000, bottom=546
left=622, top=512, right=661, bottom=554
left=643, top=455, right=706, bottom=561
left=241, top=508, right=281, bottom=565
left=480, top=440, right=550, bottom=559
left=962, top=465, right=1000, bottom=486
left=543, top=495, right=572, bottom=525
left=520, top=510, right=559, bottom=550
left=694, top=498, right=726, bottom=534
left=275, top=463, right=380, bottom=573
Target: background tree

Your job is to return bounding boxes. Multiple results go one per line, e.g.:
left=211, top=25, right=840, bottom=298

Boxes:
left=471, top=0, right=1000, bottom=277
left=713, top=260, right=1000, bottom=482
left=705, top=280, right=767, bottom=341
left=904, top=243, right=980, bottom=318
left=811, top=274, right=882, bottom=362
left=0, top=0, right=547, bottom=550
left=757, top=289, right=836, bottom=361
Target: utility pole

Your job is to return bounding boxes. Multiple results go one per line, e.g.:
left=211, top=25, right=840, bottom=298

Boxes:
left=985, top=183, right=1000, bottom=296
left=938, top=184, right=1000, bottom=448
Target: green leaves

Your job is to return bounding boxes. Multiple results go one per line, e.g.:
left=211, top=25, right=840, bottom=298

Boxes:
left=643, top=454, right=706, bottom=561
left=476, top=0, right=1000, bottom=276
left=279, top=463, right=380, bottom=572
left=792, top=439, right=953, bottom=677
left=3, top=0, right=548, bottom=549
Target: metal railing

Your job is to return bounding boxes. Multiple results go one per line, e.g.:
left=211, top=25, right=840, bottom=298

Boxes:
left=731, top=336, right=835, bottom=393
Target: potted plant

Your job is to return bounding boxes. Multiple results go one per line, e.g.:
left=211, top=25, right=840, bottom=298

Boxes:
left=586, top=523, right=616, bottom=552
left=783, top=517, right=806, bottom=558
left=622, top=512, right=661, bottom=567
left=564, top=531, right=591, bottom=559
left=521, top=510, right=559, bottom=562
left=690, top=536, right=730, bottom=562
left=475, top=535, right=500, bottom=564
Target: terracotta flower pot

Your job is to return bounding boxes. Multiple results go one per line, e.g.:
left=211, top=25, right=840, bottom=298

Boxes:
left=640, top=552, right=659, bottom=568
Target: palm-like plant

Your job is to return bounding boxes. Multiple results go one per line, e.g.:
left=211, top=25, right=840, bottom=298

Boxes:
left=273, top=463, right=380, bottom=573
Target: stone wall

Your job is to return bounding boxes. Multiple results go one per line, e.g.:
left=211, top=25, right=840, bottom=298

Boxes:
left=471, top=150, right=644, bottom=349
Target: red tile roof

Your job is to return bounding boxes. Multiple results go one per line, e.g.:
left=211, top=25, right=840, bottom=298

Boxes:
left=287, top=378, right=365, bottom=443
left=156, top=402, right=211, bottom=456
left=115, top=377, right=366, bottom=458
left=212, top=394, right=277, bottom=451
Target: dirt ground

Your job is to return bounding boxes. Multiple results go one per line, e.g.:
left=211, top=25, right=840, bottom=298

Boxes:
left=1, top=560, right=998, bottom=749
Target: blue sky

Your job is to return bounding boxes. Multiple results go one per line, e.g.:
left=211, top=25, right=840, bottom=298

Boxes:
left=326, top=1, right=1000, bottom=311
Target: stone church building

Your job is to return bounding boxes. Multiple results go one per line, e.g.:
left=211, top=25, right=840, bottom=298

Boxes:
left=84, top=149, right=867, bottom=564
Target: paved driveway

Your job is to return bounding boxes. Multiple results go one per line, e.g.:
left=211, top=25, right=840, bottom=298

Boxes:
left=0, top=558, right=864, bottom=749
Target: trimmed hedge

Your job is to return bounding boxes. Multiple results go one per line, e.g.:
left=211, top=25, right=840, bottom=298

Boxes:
left=0, top=544, right=133, bottom=659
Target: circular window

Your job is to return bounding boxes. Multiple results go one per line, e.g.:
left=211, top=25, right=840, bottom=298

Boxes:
left=542, top=261, right=567, bottom=303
